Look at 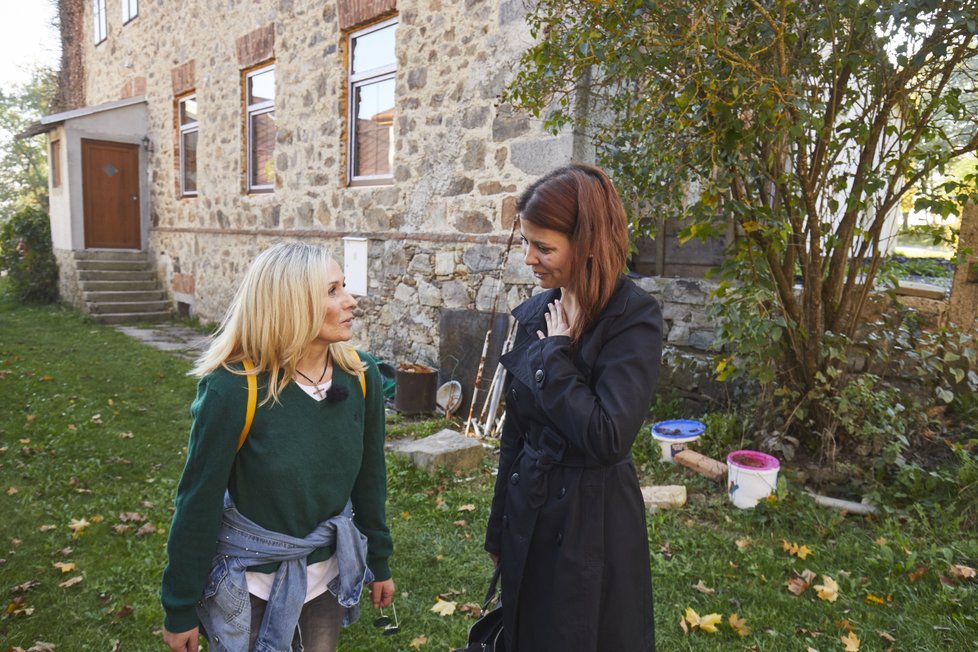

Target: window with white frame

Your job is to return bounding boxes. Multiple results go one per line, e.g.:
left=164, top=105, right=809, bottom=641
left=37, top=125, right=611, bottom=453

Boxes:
left=122, top=0, right=138, bottom=24
left=178, top=95, right=198, bottom=196
left=245, top=65, right=276, bottom=192
left=348, top=18, right=397, bottom=184
left=93, top=0, right=106, bottom=44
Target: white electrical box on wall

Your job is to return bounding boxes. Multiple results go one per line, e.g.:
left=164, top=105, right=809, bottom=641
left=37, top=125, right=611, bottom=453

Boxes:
left=343, top=236, right=369, bottom=296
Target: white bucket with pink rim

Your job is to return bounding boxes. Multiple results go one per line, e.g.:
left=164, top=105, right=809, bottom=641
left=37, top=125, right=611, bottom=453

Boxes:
left=726, top=450, right=780, bottom=509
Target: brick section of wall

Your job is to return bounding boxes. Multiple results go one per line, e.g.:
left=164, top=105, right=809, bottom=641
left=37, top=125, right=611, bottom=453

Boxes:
left=236, top=25, right=275, bottom=68
left=120, top=76, right=147, bottom=99
left=337, top=0, right=397, bottom=30
left=171, top=61, right=195, bottom=96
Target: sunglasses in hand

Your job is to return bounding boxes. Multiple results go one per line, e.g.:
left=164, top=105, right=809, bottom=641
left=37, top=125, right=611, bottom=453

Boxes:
left=373, top=602, right=400, bottom=636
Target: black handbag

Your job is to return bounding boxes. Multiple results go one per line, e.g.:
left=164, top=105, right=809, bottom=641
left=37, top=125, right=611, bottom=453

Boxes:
left=455, top=567, right=505, bottom=652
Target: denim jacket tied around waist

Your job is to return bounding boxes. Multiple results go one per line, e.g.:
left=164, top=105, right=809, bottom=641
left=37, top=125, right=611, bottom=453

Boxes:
left=196, top=493, right=375, bottom=652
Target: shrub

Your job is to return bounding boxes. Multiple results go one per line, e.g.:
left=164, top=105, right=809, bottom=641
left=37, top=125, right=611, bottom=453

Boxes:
left=0, top=205, right=59, bottom=303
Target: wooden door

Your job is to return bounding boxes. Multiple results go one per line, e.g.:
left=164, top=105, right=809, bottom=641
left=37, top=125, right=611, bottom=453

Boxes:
left=82, top=139, right=141, bottom=249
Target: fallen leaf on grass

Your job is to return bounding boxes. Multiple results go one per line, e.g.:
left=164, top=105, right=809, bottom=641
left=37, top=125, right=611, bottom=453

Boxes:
left=459, top=602, right=482, bottom=617
left=409, top=634, right=427, bottom=649
left=430, top=598, right=456, bottom=616
left=90, top=414, right=103, bottom=425
left=841, top=630, right=860, bottom=651
left=680, top=607, right=722, bottom=634
left=119, top=431, right=134, bottom=439
left=878, top=630, right=896, bottom=643
left=11, top=580, right=40, bottom=593
left=783, top=539, right=814, bottom=559
left=118, top=512, right=146, bottom=522
left=728, top=613, right=750, bottom=637
left=135, top=523, right=157, bottom=537
left=112, top=525, right=132, bottom=535
left=950, top=564, right=976, bottom=580
left=814, top=575, right=839, bottom=602
left=401, top=511, right=411, bottom=520
left=458, top=504, right=476, bottom=512
left=908, top=565, right=928, bottom=583
left=116, top=605, right=134, bottom=619
left=734, top=537, right=750, bottom=550
left=25, top=642, right=56, bottom=652
left=691, top=580, right=715, bottom=595
left=38, top=524, right=56, bottom=532
left=53, top=562, right=76, bottom=573
left=68, top=518, right=90, bottom=538
left=59, top=576, right=83, bottom=588
left=453, top=520, right=467, bottom=527
left=6, top=596, right=35, bottom=616
left=787, top=569, right=817, bottom=596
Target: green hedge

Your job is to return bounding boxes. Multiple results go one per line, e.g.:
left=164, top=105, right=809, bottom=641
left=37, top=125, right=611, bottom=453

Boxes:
left=0, top=204, right=59, bottom=303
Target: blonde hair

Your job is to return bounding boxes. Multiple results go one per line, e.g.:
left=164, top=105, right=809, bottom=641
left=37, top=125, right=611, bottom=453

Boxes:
left=192, top=241, right=364, bottom=404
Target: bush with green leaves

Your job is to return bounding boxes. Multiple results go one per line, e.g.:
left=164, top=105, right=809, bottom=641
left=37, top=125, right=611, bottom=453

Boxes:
left=0, top=204, right=59, bottom=304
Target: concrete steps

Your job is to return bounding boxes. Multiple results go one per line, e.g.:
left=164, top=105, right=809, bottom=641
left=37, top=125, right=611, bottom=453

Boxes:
left=74, top=250, right=172, bottom=324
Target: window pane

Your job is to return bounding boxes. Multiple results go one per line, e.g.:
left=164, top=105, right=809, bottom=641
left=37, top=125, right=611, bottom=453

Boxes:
left=249, top=68, right=275, bottom=105
left=250, top=111, right=276, bottom=187
left=353, top=78, right=394, bottom=178
left=181, top=130, right=198, bottom=193
left=352, top=24, right=397, bottom=75
left=180, top=97, right=197, bottom=125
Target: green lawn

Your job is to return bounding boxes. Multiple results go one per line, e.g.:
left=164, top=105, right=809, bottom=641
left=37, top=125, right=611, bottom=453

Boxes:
left=1, top=286, right=975, bottom=651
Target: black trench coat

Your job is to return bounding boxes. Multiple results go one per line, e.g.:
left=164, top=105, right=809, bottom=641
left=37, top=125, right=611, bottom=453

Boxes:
left=485, top=276, right=662, bottom=652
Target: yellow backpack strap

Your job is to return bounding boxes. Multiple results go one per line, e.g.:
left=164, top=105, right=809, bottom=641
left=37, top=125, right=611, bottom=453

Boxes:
left=236, top=358, right=258, bottom=453
left=359, top=372, right=366, bottom=398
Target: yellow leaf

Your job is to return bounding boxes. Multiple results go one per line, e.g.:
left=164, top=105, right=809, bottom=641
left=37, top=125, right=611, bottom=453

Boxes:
left=68, top=518, right=90, bottom=539
left=401, top=511, right=411, bottom=520
left=53, top=562, right=76, bottom=574
left=679, top=613, right=689, bottom=634
left=458, top=504, right=476, bottom=512
left=814, top=575, right=839, bottom=602
left=864, top=593, right=886, bottom=606
left=430, top=599, right=456, bottom=617
left=698, top=613, right=722, bottom=633
left=741, top=220, right=763, bottom=233
left=409, top=634, right=427, bottom=649
left=682, top=607, right=700, bottom=628
left=6, top=486, right=17, bottom=495
left=728, top=613, right=750, bottom=637
left=795, top=544, right=814, bottom=559
left=840, top=630, right=860, bottom=651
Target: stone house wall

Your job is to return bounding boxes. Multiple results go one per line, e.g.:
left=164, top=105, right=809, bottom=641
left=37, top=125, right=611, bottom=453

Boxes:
left=69, top=0, right=718, bottom=390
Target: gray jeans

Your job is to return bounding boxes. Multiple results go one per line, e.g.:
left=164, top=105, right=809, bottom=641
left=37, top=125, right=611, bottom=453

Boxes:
left=248, top=591, right=344, bottom=652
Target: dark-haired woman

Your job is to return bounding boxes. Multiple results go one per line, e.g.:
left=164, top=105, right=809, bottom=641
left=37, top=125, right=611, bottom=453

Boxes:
left=484, top=162, right=662, bottom=651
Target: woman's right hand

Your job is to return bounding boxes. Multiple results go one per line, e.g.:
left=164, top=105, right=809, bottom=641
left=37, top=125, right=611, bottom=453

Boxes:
left=163, top=626, right=199, bottom=652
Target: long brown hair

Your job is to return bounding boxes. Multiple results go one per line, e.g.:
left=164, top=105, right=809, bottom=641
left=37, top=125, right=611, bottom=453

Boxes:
left=516, top=162, right=629, bottom=342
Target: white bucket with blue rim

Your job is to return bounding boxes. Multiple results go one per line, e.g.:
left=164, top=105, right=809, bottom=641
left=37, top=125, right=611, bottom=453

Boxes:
left=726, top=450, right=780, bottom=509
left=650, top=420, right=705, bottom=463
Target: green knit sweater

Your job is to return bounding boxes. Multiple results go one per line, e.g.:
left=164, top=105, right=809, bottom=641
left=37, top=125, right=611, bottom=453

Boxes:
left=160, top=353, right=392, bottom=633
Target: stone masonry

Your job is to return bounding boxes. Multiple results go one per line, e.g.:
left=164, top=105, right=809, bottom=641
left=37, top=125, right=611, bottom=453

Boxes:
left=67, top=0, right=721, bottom=375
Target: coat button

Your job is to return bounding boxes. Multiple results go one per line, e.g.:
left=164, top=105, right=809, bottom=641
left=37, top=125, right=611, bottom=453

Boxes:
left=510, top=387, right=519, bottom=401
left=511, top=472, right=520, bottom=485
left=534, top=369, right=545, bottom=384
left=558, top=487, right=566, bottom=499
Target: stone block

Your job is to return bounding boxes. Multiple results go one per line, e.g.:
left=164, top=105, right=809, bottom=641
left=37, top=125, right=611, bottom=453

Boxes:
left=641, top=485, right=687, bottom=511
left=387, top=429, right=485, bottom=473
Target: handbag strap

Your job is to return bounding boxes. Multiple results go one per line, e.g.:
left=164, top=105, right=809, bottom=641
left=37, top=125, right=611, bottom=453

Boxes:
left=483, top=566, right=501, bottom=610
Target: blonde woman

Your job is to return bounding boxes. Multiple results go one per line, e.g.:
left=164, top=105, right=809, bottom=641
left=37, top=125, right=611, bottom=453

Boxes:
left=161, top=242, right=394, bottom=652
